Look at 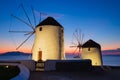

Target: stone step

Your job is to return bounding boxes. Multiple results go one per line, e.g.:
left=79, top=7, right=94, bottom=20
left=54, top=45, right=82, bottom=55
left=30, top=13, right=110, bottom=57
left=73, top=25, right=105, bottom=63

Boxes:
left=35, top=61, right=45, bottom=71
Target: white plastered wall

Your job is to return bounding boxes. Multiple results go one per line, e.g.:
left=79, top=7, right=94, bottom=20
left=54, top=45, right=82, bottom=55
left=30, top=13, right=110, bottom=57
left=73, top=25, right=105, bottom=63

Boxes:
left=32, top=25, right=64, bottom=61
left=81, top=48, right=102, bottom=66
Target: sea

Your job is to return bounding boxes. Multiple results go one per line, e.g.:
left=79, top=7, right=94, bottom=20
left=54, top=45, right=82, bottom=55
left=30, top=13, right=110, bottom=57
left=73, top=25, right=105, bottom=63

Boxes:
left=0, top=54, right=120, bottom=66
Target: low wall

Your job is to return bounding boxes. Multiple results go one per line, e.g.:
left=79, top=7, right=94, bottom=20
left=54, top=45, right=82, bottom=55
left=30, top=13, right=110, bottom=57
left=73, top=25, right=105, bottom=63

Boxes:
left=56, top=60, right=92, bottom=71
left=20, top=60, right=35, bottom=71
left=44, top=60, right=57, bottom=71
left=44, top=59, right=92, bottom=71
left=12, top=64, right=30, bottom=80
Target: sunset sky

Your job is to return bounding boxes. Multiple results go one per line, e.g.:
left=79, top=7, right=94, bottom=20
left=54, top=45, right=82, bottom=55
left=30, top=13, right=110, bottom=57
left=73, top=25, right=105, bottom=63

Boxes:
left=0, top=0, right=120, bottom=54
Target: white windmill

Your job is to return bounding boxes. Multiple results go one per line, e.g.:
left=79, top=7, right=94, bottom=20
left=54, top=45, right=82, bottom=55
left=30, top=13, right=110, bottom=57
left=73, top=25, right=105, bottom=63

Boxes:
left=70, top=29, right=84, bottom=58
left=9, top=5, right=65, bottom=61
left=81, top=39, right=103, bottom=66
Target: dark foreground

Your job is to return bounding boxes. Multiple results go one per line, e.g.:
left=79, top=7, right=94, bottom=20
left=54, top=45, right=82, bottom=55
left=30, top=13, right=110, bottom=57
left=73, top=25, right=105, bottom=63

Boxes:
left=29, top=67, right=120, bottom=80
left=0, top=65, right=20, bottom=80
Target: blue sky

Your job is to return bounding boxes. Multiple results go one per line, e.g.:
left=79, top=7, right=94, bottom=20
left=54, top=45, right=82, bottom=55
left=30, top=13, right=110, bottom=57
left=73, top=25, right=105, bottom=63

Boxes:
left=0, top=0, right=120, bottom=53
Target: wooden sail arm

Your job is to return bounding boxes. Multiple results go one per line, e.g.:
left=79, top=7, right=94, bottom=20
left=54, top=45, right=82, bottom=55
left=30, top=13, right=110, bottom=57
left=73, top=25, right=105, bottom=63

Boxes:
left=11, top=14, right=35, bottom=30
left=21, top=4, right=32, bottom=26
left=16, top=33, right=33, bottom=50
left=9, top=30, right=32, bottom=33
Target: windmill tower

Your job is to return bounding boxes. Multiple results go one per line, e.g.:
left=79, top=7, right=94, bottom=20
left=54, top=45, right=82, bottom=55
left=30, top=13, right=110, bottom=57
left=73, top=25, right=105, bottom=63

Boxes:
left=32, top=17, right=65, bottom=61
left=70, top=29, right=84, bottom=58
left=9, top=5, right=65, bottom=61
left=81, top=39, right=103, bottom=66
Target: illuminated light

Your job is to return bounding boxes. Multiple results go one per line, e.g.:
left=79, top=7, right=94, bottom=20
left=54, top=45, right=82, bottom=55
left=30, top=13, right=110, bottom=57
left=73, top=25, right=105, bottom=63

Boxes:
left=5, top=65, right=9, bottom=68
left=32, top=17, right=65, bottom=61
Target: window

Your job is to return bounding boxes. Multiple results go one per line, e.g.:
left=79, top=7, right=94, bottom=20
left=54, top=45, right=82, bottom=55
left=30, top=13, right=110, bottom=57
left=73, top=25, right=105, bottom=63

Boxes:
left=61, top=28, right=64, bottom=33
left=88, top=48, right=90, bottom=51
left=39, top=27, right=42, bottom=31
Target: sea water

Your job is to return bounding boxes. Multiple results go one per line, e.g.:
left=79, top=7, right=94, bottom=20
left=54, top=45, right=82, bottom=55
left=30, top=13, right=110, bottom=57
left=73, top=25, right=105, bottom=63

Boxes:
left=102, top=55, right=120, bottom=66
left=0, top=54, right=120, bottom=66
left=0, top=55, right=32, bottom=60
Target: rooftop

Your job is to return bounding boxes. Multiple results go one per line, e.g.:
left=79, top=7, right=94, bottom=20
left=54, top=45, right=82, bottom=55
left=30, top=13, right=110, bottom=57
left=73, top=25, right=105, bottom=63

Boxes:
left=36, top=17, right=63, bottom=28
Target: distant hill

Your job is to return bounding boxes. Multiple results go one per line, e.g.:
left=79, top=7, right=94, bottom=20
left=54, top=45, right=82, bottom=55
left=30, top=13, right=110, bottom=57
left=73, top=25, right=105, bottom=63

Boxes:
left=0, top=51, right=31, bottom=56
left=102, top=48, right=120, bottom=55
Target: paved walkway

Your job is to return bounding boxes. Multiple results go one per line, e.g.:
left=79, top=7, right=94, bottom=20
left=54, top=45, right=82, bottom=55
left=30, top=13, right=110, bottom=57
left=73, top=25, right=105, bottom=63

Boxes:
left=29, top=69, right=120, bottom=80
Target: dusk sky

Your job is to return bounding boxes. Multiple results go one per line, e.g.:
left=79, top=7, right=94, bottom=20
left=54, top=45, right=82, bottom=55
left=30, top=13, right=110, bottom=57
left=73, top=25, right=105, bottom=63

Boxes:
left=0, top=0, right=120, bottom=54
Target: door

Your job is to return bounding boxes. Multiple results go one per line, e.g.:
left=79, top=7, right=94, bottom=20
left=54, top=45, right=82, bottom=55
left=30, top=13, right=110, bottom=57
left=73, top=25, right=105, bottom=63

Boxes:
left=38, top=50, right=42, bottom=61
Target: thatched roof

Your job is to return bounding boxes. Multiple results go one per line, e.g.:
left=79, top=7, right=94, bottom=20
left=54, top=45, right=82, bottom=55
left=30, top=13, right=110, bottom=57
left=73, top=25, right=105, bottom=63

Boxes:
left=36, top=17, right=63, bottom=28
left=82, top=39, right=101, bottom=49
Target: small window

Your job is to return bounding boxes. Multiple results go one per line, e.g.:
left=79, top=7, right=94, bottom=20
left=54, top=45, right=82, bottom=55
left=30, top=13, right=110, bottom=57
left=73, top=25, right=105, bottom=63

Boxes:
left=39, top=27, right=42, bottom=31
left=88, top=48, right=90, bottom=51
left=61, top=29, right=64, bottom=33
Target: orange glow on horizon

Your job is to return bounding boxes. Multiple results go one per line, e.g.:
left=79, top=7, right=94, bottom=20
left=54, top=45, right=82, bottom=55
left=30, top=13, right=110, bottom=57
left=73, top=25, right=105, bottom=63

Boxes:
left=101, top=42, right=120, bottom=50
left=0, top=43, right=120, bottom=55
left=65, top=46, right=82, bottom=54
left=65, top=44, right=120, bottom=54
left=0, top=47, right=31, bottom=54
left=0, top=40, right=32, bottom=54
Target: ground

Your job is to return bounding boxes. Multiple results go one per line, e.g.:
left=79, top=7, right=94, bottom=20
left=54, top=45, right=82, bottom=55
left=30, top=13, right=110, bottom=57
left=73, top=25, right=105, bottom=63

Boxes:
left=29, top=68, right=120, bottom=80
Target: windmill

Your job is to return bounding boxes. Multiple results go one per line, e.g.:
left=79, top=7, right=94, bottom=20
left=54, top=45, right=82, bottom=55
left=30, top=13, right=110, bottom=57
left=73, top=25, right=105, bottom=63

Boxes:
left=70, top=29, right=84, bottom=58
left=9, top=4, right=65, bottom=61
left=9, top=4, right=39, bottom=50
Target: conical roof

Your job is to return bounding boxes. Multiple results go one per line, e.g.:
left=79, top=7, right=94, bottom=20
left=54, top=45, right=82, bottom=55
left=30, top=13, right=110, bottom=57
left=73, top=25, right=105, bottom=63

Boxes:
left=82, top=39, right=101, bottom=49
left=36, top=17, right=63, bottom=27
